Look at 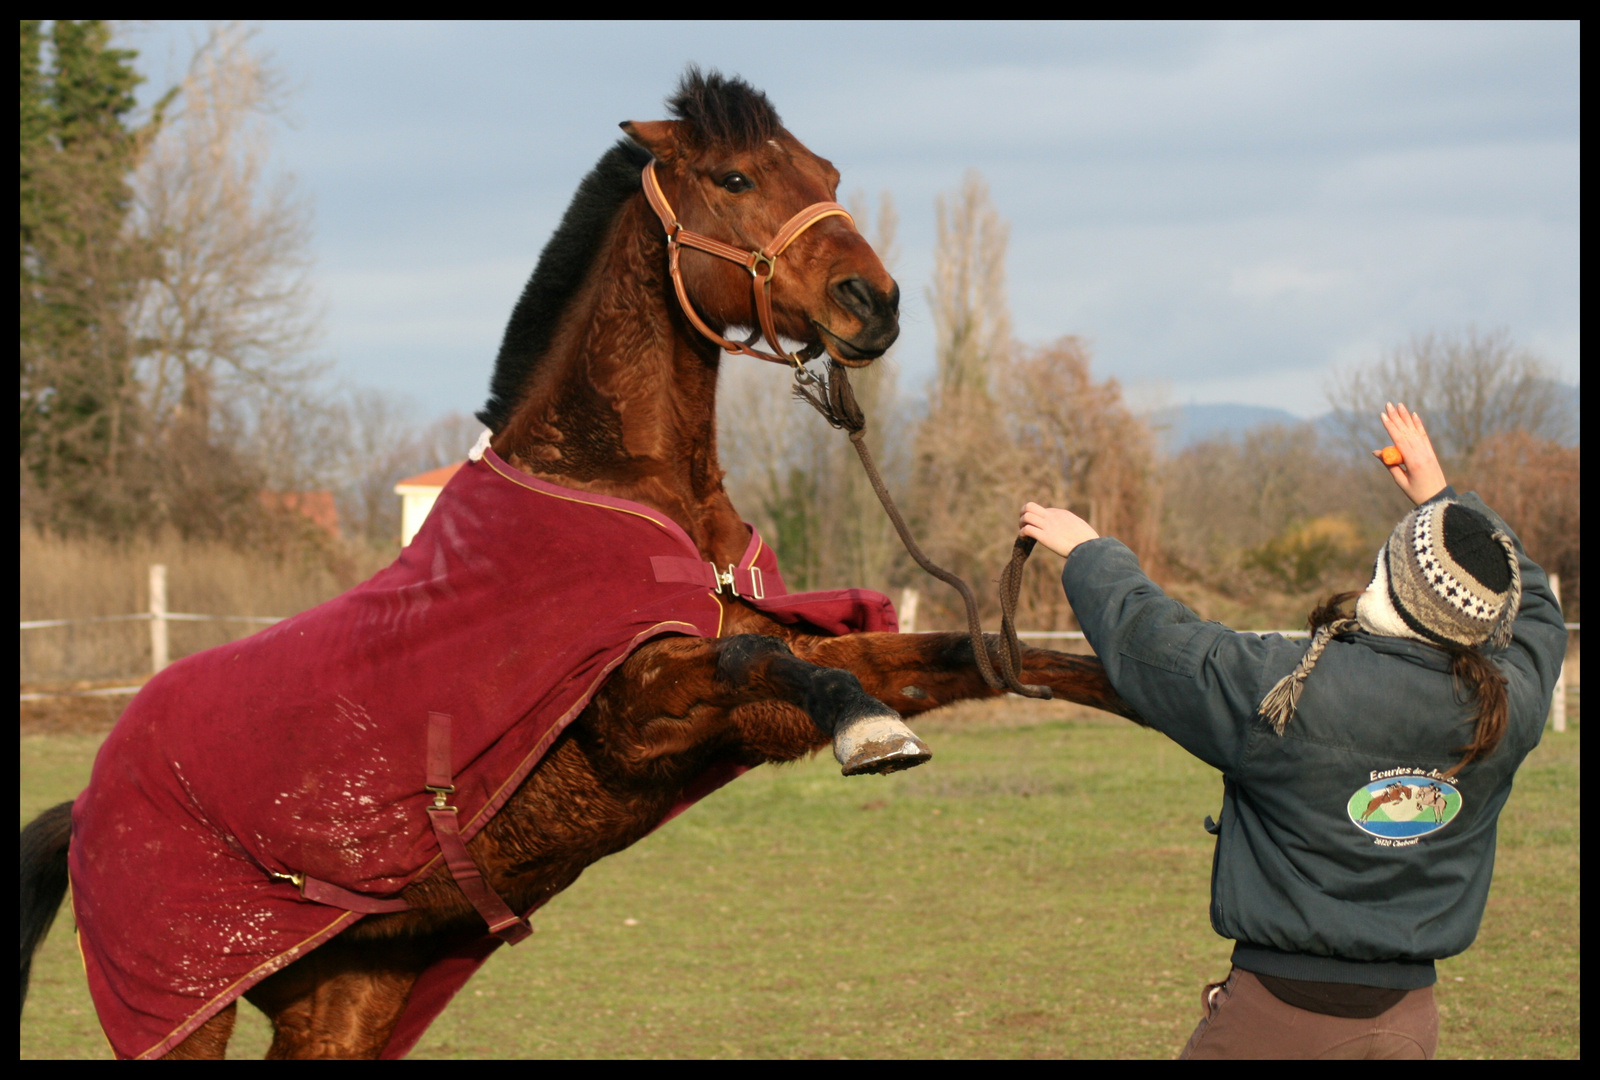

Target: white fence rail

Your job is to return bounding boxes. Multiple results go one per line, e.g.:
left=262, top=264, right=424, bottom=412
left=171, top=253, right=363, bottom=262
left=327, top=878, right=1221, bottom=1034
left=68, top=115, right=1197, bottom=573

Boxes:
left=20, top=563, right=286, bottom=683
left=20, top=612, right=284, bottom=630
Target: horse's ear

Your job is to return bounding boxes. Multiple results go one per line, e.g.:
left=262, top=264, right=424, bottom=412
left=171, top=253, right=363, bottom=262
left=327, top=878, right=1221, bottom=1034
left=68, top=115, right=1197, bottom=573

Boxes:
left=620, top=120, right=681, bottom=163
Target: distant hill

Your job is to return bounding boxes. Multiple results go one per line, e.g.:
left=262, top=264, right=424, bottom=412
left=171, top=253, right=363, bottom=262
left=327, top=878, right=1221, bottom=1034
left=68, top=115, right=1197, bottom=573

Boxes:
left=1152, top=383, right=1578, bottom=454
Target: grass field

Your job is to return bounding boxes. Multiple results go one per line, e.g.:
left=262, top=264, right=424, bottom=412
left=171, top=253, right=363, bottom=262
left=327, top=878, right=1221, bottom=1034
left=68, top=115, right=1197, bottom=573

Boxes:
left=19, top=697, right=1580, bottom=1059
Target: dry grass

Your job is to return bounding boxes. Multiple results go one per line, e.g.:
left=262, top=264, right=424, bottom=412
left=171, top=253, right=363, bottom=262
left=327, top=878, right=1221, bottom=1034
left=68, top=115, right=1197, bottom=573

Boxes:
left=18, top=529, right=396, bottom=684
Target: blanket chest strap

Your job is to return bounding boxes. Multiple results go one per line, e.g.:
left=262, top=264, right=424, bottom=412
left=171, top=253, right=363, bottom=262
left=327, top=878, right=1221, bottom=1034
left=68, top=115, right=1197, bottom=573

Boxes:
left=652, top=555, right=765, bottom=599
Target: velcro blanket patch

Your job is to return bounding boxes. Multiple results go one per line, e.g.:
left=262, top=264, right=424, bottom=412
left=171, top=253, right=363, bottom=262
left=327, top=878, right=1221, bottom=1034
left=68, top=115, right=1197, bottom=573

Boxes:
left=69, top=448, right=895, bottom=1059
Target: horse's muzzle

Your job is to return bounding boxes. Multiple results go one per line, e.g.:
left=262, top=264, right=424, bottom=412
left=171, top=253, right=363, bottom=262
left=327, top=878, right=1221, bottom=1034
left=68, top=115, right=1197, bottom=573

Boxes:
left=821, top=277, right=900, bottom=363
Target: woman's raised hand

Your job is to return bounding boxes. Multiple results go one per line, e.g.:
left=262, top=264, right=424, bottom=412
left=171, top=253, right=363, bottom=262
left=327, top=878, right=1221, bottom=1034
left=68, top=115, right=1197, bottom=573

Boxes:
left=1376, top=402, right=1448, bottom=506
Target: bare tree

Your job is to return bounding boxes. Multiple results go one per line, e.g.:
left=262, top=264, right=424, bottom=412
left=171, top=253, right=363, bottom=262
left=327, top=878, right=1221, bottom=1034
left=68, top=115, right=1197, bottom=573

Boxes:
left=332, top=389, right=418, bottom=547
left=1007, top=339, right=1160, bottom=546
left=938, top=338, right=1157, bottom=630
left=927, top=171, right=1011, bottom=398
left=908, top=386, right=1017, bottom=624
left=242, top=386, right=345, bottom=493
left=909, top=172, right=1017, bottom=624
left=1326, top=327, right=1573, bottom=464
left=1159, top=422, right=1385, bottom=613
left=130, top=24, right=323, bottom=463
left=1455, top=431, right=1580, bottom=619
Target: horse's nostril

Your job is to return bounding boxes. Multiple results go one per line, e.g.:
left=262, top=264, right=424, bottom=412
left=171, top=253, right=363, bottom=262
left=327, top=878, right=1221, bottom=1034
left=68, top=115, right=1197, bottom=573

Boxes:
left=832, top=276, right=876, bottom=318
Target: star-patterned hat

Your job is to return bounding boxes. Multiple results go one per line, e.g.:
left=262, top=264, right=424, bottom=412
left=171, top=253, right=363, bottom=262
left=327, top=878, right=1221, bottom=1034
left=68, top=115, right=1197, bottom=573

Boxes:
left=1260, top=498, right=1521, bottom=735
left=1355, top=499, right=1521, bottom=650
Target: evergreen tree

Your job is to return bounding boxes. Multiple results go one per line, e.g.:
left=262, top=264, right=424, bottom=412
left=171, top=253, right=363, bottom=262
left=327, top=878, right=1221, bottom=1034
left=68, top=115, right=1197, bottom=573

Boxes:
left=19, top=20, right=153, bottom=531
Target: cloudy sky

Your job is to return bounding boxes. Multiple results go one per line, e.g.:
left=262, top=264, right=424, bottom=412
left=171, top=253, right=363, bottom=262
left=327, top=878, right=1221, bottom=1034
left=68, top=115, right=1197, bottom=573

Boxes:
left=128, top=21, right=1579, bottom=421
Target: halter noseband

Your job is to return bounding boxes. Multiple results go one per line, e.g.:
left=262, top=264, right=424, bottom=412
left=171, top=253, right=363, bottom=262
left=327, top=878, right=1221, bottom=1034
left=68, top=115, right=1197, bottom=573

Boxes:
left=641, top=160, right=854, bottom=368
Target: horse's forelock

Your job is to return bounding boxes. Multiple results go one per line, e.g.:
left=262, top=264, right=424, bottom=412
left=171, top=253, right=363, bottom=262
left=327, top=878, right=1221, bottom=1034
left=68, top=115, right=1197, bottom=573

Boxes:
left=667, top=65, right=782, bottom=152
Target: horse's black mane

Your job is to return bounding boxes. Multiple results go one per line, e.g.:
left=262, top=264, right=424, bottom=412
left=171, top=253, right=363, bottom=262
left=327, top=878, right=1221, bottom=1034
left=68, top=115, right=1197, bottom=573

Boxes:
left=477, top=69, right=782, bottom=431
left=477, top=138, right=650, bottom=431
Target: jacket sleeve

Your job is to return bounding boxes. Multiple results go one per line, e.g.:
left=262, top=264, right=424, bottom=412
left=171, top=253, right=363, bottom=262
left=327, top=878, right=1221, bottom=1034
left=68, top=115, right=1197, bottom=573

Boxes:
left=1059, top=538, right=1306, bottom=773
left=1450, top=490, right=1569, bottom=753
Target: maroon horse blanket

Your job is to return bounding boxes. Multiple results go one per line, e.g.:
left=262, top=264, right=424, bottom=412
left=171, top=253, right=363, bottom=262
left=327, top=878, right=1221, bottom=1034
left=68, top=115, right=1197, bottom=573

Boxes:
left=69, top=448, right=895, bottom=1059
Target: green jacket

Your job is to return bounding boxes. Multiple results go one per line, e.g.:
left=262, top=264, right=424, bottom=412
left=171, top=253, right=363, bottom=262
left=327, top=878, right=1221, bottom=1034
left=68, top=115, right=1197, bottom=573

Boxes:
left=1060, top=489, right=1566, bottom=988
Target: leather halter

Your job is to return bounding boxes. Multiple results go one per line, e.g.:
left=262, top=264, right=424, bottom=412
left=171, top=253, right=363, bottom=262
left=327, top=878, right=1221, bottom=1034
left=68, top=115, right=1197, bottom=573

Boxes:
left=641, top=160, right=854, bottom=367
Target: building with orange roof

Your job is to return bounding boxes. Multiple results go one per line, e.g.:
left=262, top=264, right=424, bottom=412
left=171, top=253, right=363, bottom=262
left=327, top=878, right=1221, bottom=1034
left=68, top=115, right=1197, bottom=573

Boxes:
left=394, top=462, right=464, bottom=546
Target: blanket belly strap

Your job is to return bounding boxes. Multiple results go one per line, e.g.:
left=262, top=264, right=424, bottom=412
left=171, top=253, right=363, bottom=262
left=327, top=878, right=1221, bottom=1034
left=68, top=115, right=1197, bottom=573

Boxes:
left=288, top=713, right=533, bottom=944
left=299, top=876, right=411, bottom=914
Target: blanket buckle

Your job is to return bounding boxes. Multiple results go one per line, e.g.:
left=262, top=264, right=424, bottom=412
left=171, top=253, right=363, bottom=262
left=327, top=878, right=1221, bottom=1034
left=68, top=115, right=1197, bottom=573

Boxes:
left=427, top=784, right=456, bottom=813
left=710, top=562, right=735, bottom=594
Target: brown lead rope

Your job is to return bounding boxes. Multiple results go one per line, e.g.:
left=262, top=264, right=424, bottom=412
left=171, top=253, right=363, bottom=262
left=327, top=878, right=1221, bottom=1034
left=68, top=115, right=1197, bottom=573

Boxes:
left=794, top=362, right=1052, bottom=700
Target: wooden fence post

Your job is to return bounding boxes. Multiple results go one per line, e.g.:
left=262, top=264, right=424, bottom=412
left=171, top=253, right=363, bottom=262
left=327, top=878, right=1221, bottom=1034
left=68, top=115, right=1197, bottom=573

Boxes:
left=898, top=587, right=920, bottom=634
left=1550, top=573, right=1566, bottom=733
left=150, top=564, right=169, bottom=675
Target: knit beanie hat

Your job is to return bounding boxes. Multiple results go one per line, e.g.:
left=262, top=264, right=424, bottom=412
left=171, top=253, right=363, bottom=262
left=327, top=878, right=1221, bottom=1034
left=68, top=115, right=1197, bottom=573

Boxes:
left=1258, top=499, right=1520, bottom=734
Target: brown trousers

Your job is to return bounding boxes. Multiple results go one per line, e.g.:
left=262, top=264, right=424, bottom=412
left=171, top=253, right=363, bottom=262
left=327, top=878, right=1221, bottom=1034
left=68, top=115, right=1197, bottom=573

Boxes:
left=1180, top=968, right=1438, bottom=1059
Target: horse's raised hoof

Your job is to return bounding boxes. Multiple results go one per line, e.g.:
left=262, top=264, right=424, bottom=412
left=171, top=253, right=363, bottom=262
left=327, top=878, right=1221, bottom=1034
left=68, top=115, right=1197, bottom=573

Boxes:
left=833, top=711, right=932, bottom=776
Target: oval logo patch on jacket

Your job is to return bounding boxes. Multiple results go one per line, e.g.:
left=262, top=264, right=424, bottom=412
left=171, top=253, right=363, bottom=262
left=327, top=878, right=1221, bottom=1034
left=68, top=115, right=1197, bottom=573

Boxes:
left=1347, top=775, right=1462, bottom=841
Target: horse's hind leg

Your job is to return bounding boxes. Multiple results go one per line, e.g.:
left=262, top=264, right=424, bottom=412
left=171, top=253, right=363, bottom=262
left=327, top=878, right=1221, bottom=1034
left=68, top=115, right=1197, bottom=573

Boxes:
left=163, top=1002, right=235, bottom=1059
left=243, top=937, right=429, bottom=1059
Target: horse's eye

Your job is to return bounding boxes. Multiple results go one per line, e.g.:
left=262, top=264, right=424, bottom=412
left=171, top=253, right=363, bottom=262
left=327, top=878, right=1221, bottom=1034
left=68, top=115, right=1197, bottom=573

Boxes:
left=720, top=172, right=753, bottom=193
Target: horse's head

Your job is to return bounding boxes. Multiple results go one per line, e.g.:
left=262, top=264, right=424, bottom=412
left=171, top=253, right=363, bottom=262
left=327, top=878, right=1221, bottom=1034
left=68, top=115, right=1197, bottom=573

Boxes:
left=622, top=72, right=899, bottom=367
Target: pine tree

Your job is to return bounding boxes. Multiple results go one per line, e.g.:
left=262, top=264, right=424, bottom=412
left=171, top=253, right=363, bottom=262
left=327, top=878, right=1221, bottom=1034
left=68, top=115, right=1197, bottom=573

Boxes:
left=20, top=20, right=153, bottom=530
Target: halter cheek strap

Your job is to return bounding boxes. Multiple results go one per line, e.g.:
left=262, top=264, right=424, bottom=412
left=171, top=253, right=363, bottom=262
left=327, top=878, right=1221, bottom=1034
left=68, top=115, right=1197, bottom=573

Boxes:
left=641, top=160, right=854, bottom=367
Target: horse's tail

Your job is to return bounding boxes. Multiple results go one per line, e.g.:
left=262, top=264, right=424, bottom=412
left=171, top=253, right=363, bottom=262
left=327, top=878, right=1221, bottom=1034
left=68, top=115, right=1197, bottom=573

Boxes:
left=20, top=801, right=74, bottom=1016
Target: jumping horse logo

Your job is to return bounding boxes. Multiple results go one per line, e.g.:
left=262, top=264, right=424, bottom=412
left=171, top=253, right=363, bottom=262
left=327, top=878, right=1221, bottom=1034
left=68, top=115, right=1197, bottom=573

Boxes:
left=1346, top=775, right=1462, bottom=840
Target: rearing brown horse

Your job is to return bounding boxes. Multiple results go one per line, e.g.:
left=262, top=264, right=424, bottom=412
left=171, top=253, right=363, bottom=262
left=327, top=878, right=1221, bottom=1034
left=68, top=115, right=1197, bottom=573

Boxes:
left=20, top=70, right=1134, bottom=1059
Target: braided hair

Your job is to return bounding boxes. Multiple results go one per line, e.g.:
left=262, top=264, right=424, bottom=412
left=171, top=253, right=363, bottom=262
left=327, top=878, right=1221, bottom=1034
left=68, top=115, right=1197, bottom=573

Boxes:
left=1263, top=590, right=1509, bottom=778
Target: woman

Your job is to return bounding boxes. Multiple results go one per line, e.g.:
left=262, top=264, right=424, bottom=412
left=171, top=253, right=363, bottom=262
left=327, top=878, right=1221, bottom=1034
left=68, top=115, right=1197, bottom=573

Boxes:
left=1019, top=403, right=1566, bottom=1059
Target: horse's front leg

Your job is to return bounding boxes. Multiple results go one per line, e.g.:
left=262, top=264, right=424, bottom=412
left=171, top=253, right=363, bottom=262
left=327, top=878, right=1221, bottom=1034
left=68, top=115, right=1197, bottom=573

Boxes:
left=711, top=634, right=932, bottom=775
left=594, top=633, right=931, bottom=775
left=796, top=632, right=1142, bottom=723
